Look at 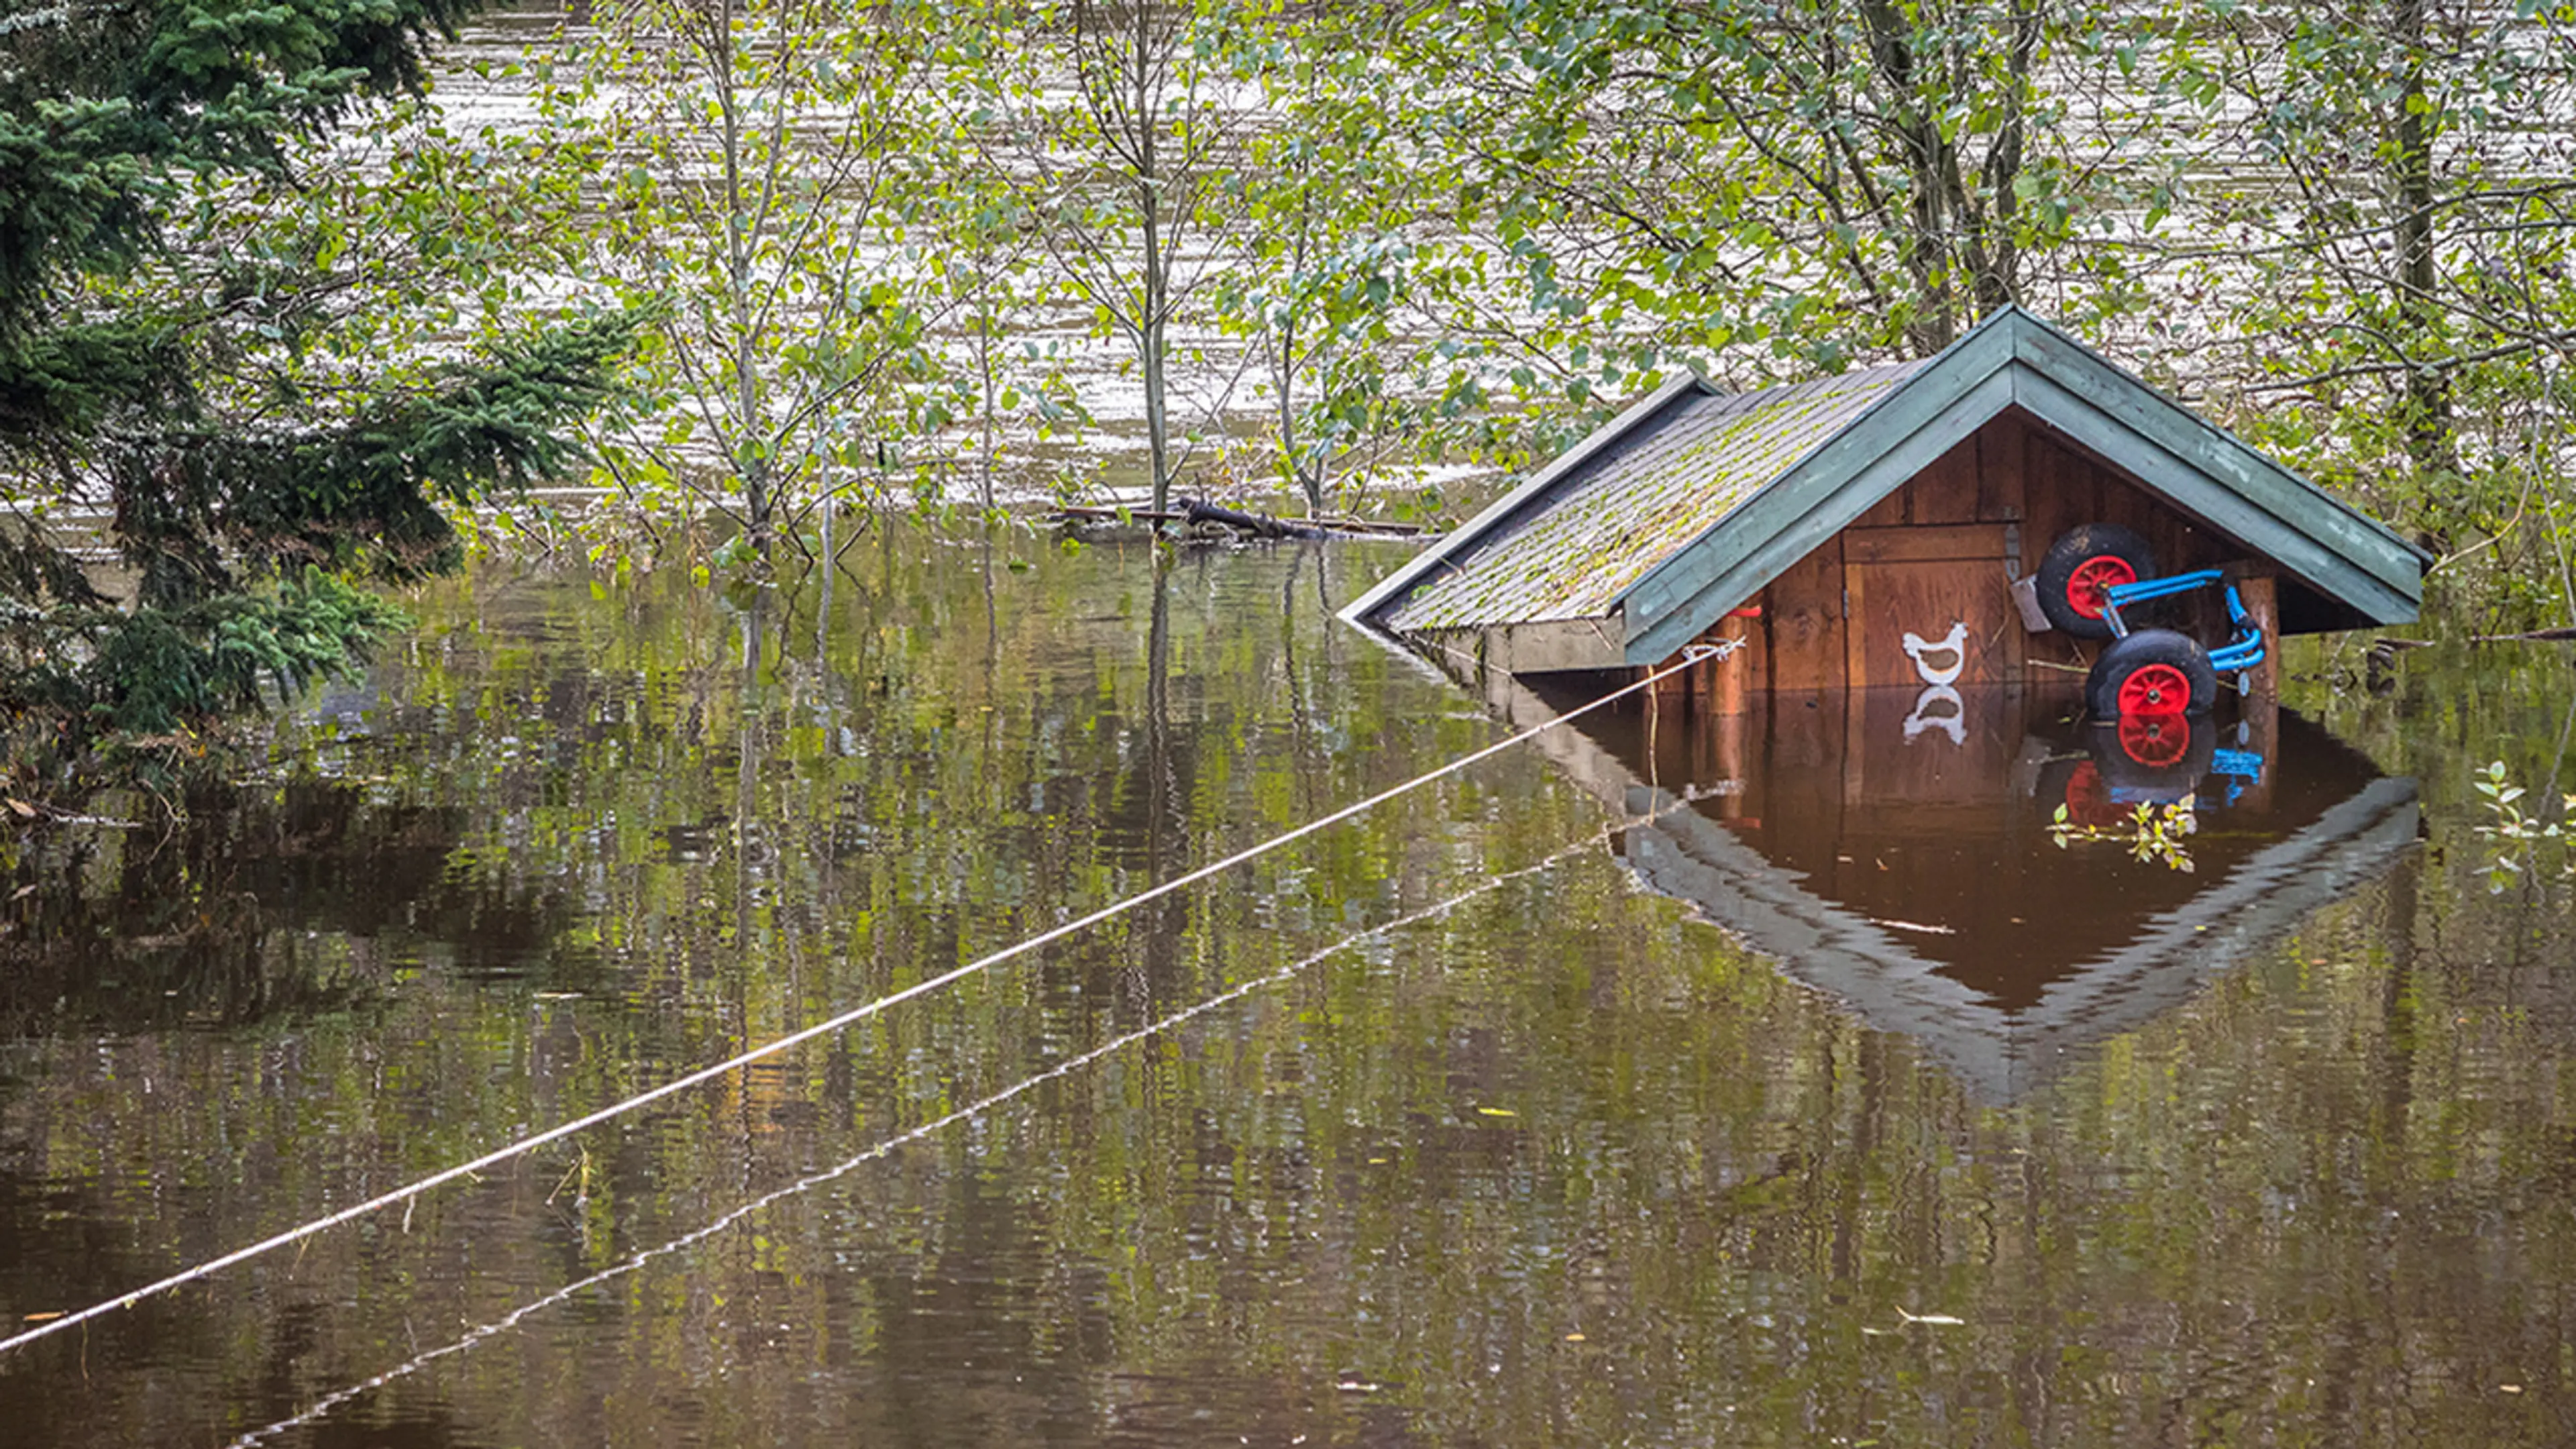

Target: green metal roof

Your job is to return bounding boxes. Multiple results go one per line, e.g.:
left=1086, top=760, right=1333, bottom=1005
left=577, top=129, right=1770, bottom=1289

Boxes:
left=1346, top=307, right=2428, bottom=666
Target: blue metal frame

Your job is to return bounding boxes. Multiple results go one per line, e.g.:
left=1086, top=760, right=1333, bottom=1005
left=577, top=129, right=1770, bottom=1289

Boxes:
left=2098, top=568, right=2268, bottom=676
left=2208, top=586, right=2267, bottom=673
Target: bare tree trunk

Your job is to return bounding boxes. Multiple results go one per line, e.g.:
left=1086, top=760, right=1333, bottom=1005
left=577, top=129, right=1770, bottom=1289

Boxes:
left=1965, top=3, right=2041, bottom=315
left=977, top=317, right=998, bottom=512
left=1860, top=0, right=1955, bottom=355
left=2392, top=0, right=2454, bottom=483
left=1277, top=223, right=1322, bottom=517
left=1143, top=283, right=1172, bottom=513
left=1135, top=0, right=1173, bottom=516
left=714, top=0, right=772, bottom=549
left=1134, top=557, right=1185, bottom=1008
left=1270, top=319, right=1322, bottom=517
left=735, top=585, right=765, bottom=954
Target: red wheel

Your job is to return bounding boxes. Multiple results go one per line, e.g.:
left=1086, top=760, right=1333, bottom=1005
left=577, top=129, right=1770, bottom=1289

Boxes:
left=2080, top=718, right=2215, bottom=806
left=2116, top=712, right=2190, bottom=767
left=2117, top=663, right=2193, bottom=716
left=2036, top=524, right=2158, bottom=639
left=2085, top=629, right=2218, bottom=720
left=2064, top=555, right=2137, bottom=622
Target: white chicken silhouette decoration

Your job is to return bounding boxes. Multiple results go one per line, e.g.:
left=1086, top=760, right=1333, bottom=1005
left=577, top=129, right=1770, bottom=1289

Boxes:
left=1900, top=621, right=1969, bottom=686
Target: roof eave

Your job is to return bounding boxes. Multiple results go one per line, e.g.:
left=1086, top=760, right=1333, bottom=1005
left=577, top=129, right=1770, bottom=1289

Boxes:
left=2004, top=315, right=2426, bottom=620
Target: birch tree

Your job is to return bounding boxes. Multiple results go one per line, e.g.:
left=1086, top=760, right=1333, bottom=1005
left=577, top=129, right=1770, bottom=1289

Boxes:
left=1389, top=0, right=2116, bottom=370
left=553, top=0, right=941, bottom=560
left=2154, top=0, right=2576, bottom=613
left=960, top=0, right=1256, bottom=516
left=1215, top=11, right=1424, bottom=517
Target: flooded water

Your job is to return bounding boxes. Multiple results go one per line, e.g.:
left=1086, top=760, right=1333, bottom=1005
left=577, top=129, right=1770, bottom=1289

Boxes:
left=2, top=533, right=2573, bottom=1445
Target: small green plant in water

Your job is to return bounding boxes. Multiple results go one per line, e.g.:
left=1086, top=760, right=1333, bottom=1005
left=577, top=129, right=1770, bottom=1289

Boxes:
left=2051, top=796, right=2200, bottom=873
left=2473, top=760, right=2573, bottom=892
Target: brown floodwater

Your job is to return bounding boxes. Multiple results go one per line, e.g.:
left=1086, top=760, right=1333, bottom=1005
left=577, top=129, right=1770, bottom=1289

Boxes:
left=1, top=531, right=2572, bottom=1446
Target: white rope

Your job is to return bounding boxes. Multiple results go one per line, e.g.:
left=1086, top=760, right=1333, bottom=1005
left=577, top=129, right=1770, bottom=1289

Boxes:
left=0, top=642, right=1719, bottom=1359
left=225, top=825, right=1654, bottom=1444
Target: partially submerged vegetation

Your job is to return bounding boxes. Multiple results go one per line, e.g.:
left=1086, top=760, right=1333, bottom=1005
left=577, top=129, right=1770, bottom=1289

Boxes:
left=4, top=0, right=2574, bottom=782
left=2053, top=794, right=2204, bottom=873
left=0, top=0, right=634, bottom=788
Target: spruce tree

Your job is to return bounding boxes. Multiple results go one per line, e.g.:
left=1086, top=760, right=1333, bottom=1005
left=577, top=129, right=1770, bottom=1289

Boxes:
left=0, top=0, right=629, bottom=782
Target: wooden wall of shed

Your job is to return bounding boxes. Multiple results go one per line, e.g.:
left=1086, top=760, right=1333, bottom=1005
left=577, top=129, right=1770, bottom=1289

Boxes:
left=1664, top=407, right=2259, bottom=711
left=1847, top=409, right=2233, bottom=575
left=2015, top=415, right=2235, bottom=583
left=2011, top=411, right=2243, bottom=672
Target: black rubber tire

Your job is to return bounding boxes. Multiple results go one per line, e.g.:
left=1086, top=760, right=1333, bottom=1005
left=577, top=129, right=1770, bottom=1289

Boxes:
left=2086, top=629, right=2218, bottom=719
left=2035, top=523, right=2159, bottom=639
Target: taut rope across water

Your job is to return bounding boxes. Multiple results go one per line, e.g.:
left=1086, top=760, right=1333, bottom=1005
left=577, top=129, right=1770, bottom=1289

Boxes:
left=225, top=817, right=1702, bottom=1444
left=0, top=642, right=1720, bottom=1361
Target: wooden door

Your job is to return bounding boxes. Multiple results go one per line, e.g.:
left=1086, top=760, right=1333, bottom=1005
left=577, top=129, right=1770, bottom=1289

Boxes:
left=1841, top=523, right=2021, bottom=691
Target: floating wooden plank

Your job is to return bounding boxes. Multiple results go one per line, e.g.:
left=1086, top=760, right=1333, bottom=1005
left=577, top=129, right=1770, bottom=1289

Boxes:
left=1053, top=504, right=1424, bottom=538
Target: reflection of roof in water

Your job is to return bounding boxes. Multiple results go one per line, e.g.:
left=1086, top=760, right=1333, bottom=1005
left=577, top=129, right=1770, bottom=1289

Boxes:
left=1617, top=773, right=2418, bottom=1104
left=1493, top=680, right=2420, bottom=1104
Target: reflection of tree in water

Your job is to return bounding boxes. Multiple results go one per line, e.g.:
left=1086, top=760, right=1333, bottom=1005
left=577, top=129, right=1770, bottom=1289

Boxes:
left=1134, top=561, right=1191, bottom=1018
left=0, top=784, right=570, bottom=1436
left=0, top=782, right=568, bottom=1035
left=855, top=1159, right=1118, bottom=1447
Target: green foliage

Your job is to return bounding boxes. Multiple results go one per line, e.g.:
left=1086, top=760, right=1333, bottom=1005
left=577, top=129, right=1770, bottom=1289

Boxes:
left=1382, top=0, right=2104, bottom=364
left=2053, top=794, right=2203, bottom=872
left=94, top=570, right=405, bottom=730
left=941, top=0, right=1265, bottom=515
left=2147, top=1, right=2576, bottom=626
left=0, top=0, right=635, bottom=786
left=914, top=109, right=1088, bottom=515
left=166, top=0, right=2569, bottom=616
left=1212, top=14, right=1429, bottom=515
left=525, top=0, right=947, bottom=561
left=0, top=0, right=455, bottom=309
left=2473, top=758, right=2572, bottom=890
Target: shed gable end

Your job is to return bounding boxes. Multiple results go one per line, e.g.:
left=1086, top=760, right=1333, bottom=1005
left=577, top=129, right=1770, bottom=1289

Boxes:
left=1346, top=307, right=2426, bottom=675
left=1616, top=311, right=2424, bottom=664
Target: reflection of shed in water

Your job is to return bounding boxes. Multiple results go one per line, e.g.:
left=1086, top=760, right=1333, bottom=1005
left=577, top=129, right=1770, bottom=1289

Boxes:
left=1502, top=678, right=2417, bottom=1103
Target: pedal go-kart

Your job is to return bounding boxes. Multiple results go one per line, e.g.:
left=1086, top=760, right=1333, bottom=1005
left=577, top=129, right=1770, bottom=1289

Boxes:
left=2029, top=523, right=2267, bottom=720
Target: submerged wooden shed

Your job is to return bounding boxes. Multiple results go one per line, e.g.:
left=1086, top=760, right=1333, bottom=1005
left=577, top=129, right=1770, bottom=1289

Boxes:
left=1345, top=307, right=2428, bottom=712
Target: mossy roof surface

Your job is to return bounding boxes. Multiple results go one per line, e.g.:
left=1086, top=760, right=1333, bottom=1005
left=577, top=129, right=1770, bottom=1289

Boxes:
left=1388, top=363, right=1922, bottom=632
